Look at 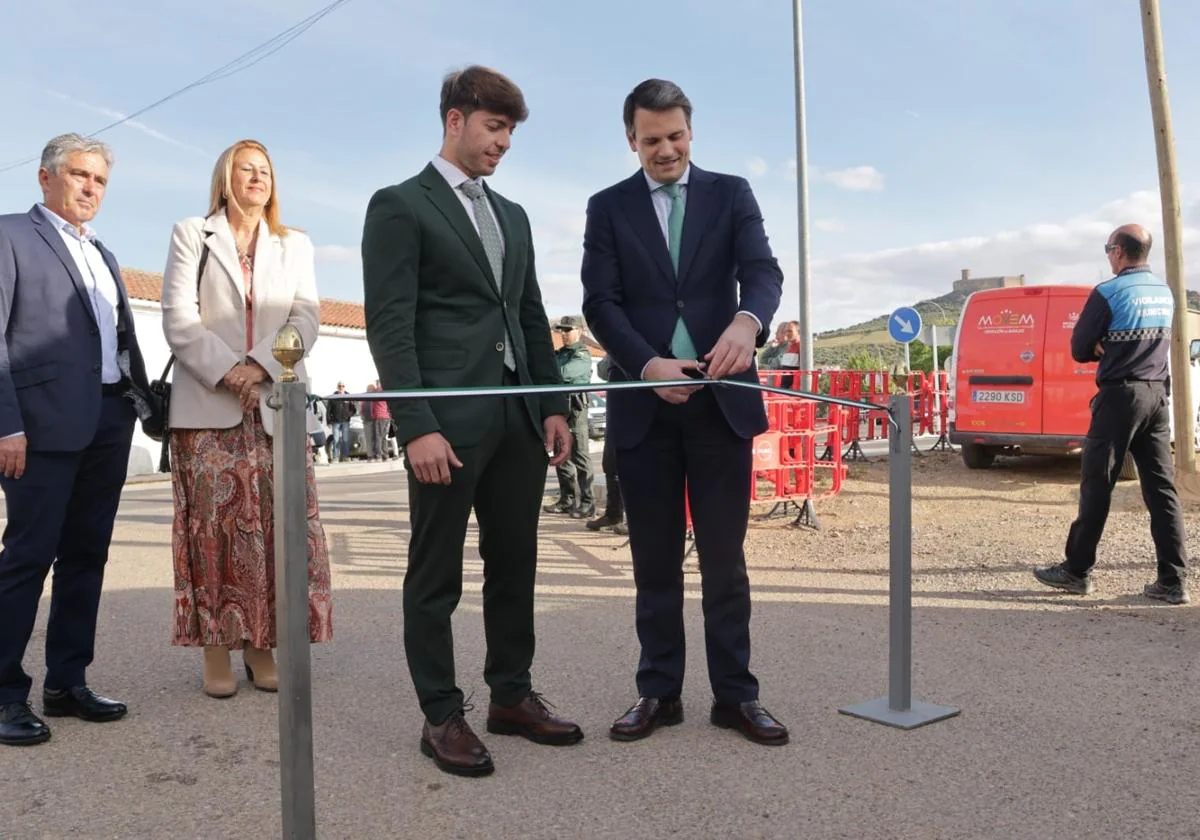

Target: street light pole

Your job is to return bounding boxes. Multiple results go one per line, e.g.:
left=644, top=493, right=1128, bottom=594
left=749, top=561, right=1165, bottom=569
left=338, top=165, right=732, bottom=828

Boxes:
left=792, top=0, right=814, bottom=373
left=1140, top=0, right=1196, bottom=477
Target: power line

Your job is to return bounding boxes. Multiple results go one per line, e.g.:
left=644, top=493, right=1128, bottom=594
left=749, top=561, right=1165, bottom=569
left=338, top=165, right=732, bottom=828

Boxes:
left=0, top=0, right=353, bottom=174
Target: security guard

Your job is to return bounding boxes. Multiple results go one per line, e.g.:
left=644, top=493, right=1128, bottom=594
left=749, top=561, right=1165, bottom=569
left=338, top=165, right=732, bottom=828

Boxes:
left=1034, top=224, right=1189, bottom=604
left=544, top=316, right=596, bottom=517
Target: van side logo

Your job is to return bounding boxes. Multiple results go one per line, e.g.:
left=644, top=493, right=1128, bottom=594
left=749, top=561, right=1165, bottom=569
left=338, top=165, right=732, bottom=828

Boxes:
left=1062, top=311, right=1080, bottom=330
left=976, top=308, right=1035, bottom=334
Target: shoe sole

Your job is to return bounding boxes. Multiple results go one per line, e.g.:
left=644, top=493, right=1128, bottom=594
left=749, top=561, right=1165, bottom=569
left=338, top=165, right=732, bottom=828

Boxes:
left=0, top=730, right=51, bottom=746
left=1145, top=591, right=1190, bottom=605
left=1032, top=574, right=1092, bottom=596
left=485, top=719, right=584, bottom=745
left=41, top=707, right=126, bottom=723
left=419, top=738, right=495, bottom=777
left=608, top=709, right=684, bottom=742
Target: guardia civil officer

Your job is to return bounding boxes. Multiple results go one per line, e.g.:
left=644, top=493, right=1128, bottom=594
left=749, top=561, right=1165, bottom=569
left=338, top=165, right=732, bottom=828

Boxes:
left=1033, top=224, right=1189, bottom=604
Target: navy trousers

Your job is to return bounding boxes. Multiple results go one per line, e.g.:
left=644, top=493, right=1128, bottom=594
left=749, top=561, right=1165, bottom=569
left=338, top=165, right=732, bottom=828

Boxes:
left=0, top=395, right=134, bottom=704
left=616, top=389, right=759, bottom=704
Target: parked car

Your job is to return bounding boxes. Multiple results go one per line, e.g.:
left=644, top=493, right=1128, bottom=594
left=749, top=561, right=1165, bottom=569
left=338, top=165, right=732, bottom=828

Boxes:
left=587, top=392, right=606, bottom=439
left=949, top=283, right=1200, bottom=477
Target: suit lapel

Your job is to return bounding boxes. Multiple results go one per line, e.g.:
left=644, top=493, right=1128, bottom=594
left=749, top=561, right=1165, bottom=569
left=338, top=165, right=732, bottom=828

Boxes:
left=618, top=175, right=675, bottom=286
left=419, top=164, right=500, bottom=298
left=677, top=166, right=713, bottom=288
left=204, top=212, right=246, bottom=299
left=28, top=207, right=98, bottom=327
left=249, top=219, right=281, bottom=343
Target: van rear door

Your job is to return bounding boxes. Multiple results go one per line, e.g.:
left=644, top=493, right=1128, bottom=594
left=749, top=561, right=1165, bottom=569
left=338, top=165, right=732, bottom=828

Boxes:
left=1041, top=287, right=1098, bottom=437
left=955, top=288, right=1048, bottom=436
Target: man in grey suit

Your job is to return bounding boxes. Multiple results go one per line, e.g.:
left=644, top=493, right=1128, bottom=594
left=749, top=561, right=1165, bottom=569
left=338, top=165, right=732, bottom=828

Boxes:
left=0, top=133, right=156, bottom=746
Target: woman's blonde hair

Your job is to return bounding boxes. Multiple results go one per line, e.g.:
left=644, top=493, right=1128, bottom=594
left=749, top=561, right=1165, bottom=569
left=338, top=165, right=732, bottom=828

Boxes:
left=207, top=139, right=288, bottom=236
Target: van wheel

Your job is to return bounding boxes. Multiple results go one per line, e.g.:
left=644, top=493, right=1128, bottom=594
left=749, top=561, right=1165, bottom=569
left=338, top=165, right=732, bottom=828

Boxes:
left=961, top=443, right=995, bottom=470
left=1118, top=453, right=1138, bottom=481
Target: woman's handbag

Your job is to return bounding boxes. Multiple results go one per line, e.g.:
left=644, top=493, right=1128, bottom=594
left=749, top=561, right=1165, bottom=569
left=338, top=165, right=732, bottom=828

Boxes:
left=149, top=244, right=210, bottom=472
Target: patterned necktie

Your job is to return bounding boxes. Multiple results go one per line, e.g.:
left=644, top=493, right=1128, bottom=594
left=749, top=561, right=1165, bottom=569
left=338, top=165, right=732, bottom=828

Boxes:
left=660, top=183, right=698, bottom=360
left=459, top=179, right=515, bottom=370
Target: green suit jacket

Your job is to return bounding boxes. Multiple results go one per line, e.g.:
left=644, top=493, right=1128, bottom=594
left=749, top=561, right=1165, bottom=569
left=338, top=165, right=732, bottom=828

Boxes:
left=362, top=162, right=566, bottom=448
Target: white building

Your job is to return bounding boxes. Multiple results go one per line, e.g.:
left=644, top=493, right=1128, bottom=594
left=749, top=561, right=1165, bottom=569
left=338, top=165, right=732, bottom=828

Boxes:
left=122, top=268, right=380, bottom=476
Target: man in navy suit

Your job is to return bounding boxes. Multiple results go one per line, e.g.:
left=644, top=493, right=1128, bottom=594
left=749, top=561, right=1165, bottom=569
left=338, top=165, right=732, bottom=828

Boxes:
left=0, top=133, right=156, bottom=746
left=581, top=80, right=787, bottom=746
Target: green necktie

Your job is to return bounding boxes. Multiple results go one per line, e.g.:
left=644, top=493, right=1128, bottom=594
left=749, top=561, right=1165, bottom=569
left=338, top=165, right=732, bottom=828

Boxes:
left=661, top=183, right=697, bottom=360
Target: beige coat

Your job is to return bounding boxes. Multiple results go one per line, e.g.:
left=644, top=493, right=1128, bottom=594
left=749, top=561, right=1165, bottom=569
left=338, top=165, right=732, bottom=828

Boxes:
left=161, top=210, right=320, bottom=436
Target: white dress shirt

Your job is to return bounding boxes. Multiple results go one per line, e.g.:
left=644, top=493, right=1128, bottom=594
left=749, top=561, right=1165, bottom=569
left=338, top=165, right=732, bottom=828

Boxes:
left=431, top=156, right=506, bottom=254
left=37, top=204, right=121, bottom=383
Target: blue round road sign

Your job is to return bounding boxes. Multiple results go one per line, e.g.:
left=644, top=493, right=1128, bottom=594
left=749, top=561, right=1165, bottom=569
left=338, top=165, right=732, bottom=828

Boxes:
left=888, top=306, right=922, bottom=344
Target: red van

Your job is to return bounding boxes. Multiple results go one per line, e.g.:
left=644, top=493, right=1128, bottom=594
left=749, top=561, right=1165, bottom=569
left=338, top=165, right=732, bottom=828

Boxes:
left=948, top=284, right=1200, bottom=473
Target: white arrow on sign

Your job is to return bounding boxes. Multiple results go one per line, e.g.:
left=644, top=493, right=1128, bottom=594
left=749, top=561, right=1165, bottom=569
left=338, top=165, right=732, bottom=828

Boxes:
left=893, top=314, right=915, bottom=334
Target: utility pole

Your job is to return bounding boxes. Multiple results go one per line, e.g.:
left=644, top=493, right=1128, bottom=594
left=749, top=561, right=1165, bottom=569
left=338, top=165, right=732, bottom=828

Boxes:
left=1140, top=0, right=1196, bottom=476
left=792, top=0, right=814, bottom=372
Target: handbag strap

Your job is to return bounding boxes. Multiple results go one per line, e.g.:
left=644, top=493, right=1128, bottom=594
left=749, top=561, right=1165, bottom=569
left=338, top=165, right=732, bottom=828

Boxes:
left=158, top=241, right=210, bottom=380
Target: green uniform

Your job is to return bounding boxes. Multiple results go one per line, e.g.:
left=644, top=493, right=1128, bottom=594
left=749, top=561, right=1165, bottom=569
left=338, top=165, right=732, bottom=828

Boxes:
left=553, top=340, right=595, bottom=510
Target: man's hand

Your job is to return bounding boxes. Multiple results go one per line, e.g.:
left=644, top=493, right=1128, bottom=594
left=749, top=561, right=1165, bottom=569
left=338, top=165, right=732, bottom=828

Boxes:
left=0, top=433, right=26, bottom=480
left=544, top=415, right=572, bottom=465
left=704, top=313, right=760, bottom=380
left=1094, top=342, right=1106, bottom=358
left=644, top=357, right=705, bottom=404
left=405, top=431, right=463, bottom=485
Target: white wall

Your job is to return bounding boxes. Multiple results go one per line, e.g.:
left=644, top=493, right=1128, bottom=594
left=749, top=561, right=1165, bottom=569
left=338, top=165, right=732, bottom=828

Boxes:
left=127, top=301, right=378, bottom=476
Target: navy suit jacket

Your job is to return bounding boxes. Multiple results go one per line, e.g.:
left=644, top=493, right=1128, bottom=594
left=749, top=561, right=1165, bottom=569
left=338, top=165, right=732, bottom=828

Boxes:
left=0, top=207, right=151, bottom=451
left=581, top=165, right=783, bottom=449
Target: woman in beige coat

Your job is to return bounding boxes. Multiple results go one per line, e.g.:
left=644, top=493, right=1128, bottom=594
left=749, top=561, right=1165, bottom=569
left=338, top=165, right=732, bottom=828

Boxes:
left=162, top=139, right=333, bottom=698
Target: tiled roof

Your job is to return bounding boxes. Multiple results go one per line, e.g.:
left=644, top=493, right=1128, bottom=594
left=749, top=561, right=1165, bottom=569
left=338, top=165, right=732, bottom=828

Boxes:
left=121, top=268, right=366, bottom=331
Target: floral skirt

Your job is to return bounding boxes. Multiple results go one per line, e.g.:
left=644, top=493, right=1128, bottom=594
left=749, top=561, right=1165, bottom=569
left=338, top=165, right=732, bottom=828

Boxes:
left=170, top=410, right=333, bottom=648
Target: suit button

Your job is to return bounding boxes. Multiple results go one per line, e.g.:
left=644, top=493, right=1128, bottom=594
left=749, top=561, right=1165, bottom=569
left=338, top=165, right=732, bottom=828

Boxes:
left=496, top=342, right=505, bottom=352
left=90, top=327, right=99, bottom=335
left=676, top=300, right=684, bottom=310
left=92, top=364, right=100, bottom=373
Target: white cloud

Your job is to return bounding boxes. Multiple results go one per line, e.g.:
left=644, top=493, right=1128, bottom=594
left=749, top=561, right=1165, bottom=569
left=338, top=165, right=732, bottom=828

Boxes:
left=815, top=218, right=846, bottom=232
left=746, top=157, right=770, bottom=178
left=807, top=188, right=1200, bottom=331
left=45, top=90, right=212, bottom=158
left=821, top=165, right=885, bottom=192
left=314, top=244, right=358, bottom=262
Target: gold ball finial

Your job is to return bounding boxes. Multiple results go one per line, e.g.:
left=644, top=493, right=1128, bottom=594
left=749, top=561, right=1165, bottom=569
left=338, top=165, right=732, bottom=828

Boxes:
left=272, top=324, right=304, bottom=383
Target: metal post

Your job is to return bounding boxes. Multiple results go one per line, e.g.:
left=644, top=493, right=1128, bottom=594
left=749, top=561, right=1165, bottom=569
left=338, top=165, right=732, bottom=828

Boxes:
left=271, top=326, right=316, bottom=839
left=929, top=324, right=940, bottom=428
left=792, top=0, right=814, bottom=372
left=1140, top=0, right=1196, bottom=476
left=839, top=395, right=960, bottom=729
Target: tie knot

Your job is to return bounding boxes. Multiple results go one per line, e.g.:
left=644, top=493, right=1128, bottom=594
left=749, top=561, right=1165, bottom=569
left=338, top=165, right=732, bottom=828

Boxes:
left=459, top=180, right=485, bottom=200
left=660, top=183, right=683, bottom=200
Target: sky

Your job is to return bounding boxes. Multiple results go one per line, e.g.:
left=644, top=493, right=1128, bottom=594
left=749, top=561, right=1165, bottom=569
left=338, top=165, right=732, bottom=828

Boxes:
left=4, top=0, right=1200, bottom=332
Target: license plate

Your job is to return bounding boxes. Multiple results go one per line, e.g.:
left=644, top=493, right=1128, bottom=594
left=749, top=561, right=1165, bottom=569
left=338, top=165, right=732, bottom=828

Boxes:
left=972, top=389, right=1025, bottom=404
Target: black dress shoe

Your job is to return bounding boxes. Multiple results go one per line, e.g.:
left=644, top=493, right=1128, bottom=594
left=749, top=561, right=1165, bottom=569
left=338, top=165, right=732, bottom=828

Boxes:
left=609, top=697, right=683, bottom=742
left=0, top=702, right=51, bottom=746
left=543, top=500, right=575, bottom=515
left=43, top=686, right=127, bottom=723
left=711, top=700, right=789, bottom=746
left=586, top=512, right=621, bottom=531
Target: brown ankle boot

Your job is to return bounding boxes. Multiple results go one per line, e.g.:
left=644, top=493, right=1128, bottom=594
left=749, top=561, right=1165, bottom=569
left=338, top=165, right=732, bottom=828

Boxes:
left=203, top=646, right=237, bottom=698
left=243, top=646, right=278, bottom=692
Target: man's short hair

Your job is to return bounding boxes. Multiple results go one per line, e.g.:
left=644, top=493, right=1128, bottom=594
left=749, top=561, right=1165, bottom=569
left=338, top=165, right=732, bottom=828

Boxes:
left=1113, top=229, right=1152, bottom=262
left=440, top=66, right=529, bottom=127
left=623, top=79, right=693, bottom=138
left=40, top=132, right=113, bottom=174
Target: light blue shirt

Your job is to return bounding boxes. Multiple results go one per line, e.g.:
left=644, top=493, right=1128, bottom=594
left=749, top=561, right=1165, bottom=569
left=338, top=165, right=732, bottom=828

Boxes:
left=36, top=204, right=121, bottom=384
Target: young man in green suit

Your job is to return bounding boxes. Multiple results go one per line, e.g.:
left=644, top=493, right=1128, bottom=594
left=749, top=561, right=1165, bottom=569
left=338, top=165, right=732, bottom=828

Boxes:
left=362, top=66, right=582, bottom=778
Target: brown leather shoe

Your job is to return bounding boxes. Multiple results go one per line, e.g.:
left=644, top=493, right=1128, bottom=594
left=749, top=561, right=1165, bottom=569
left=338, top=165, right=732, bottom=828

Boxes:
left=609, top=697, right=683, bottom=742
left=710, top=700, right=789, bottom=746
left=420, top=710, right=494, bottom=777
left=486, top=692, right=583, bottom=746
